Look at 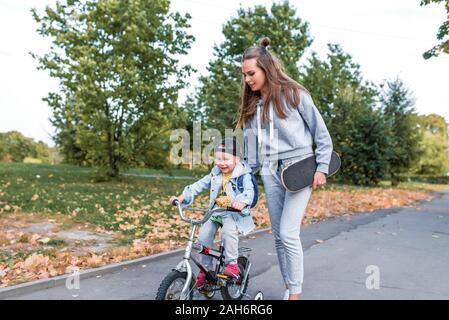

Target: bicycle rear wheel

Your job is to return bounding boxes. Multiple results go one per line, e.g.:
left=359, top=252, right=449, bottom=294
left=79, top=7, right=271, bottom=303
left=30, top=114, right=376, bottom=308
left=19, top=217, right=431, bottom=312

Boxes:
left=220, top=256, right=249, bottom=300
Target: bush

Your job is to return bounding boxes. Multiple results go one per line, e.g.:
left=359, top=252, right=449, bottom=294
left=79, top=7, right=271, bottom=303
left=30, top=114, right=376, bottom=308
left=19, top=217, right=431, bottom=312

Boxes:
left=23, top=157, right=43, bottom=164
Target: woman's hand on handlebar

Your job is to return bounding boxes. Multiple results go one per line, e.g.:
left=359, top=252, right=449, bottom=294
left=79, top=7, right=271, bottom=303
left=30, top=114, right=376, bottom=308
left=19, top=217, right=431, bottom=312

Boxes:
left=169, top=195, right=184, bottom=206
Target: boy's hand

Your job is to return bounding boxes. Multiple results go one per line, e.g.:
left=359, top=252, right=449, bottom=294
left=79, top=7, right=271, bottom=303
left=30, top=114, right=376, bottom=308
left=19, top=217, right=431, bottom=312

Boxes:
left=231, top=201, right=246, bottom=211
left=169, top=195, right=184, bottom=206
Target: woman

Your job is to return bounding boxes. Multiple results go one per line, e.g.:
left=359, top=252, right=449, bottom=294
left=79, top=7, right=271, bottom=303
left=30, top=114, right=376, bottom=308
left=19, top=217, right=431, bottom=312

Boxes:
left=237, top=37, right=333, bottom=300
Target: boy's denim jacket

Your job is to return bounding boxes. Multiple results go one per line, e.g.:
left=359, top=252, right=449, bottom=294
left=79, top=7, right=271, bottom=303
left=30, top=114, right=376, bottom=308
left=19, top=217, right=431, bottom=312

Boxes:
left=181, top=161, right=256, bottom=236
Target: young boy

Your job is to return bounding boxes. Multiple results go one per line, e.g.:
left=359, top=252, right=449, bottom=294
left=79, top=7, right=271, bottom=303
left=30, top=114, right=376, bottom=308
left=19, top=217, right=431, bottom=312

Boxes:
left=170, top=137, right=256, bottom=289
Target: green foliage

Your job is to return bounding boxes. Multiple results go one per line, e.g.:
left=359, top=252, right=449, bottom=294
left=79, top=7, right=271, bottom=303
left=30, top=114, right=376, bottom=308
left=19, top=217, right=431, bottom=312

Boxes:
left=301, top=44, right=365, bottom=122
left=420, top=0, right=449, bottom=59
left=0, top=131, right=37, bottom=162
left=333, top=88, right=391, bottom=186
left=195, top=1, right=312, bottom=132
left=301, top=44, right=390, bottom=185
left=411, top=114, right=449, bottom=174
left=0, top=131, right=38, bottom=162
left=31, top=0, right=195, bottom=178
left=379, top=78, right=422, bottom=186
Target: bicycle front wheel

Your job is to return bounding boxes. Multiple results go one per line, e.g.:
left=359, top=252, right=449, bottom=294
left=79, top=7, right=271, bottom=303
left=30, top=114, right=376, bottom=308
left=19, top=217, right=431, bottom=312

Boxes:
left=155, top=270, right=195, bottom=300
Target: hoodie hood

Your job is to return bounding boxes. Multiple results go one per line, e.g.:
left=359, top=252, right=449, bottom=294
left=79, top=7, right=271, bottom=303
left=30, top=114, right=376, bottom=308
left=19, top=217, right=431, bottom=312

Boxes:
left=211, top=160, right=253, bottom=179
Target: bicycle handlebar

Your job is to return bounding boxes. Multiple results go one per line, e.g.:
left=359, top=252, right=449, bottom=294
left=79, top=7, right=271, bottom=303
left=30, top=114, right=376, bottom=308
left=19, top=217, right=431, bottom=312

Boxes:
left=172, top=198, right=242, bottom=225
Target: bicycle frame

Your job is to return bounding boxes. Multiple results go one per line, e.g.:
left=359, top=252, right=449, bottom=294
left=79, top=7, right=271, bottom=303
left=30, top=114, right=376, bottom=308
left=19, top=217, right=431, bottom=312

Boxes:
left=171, top=200, right=251, bottom=300
left=173, top=229, right=225, bottom=299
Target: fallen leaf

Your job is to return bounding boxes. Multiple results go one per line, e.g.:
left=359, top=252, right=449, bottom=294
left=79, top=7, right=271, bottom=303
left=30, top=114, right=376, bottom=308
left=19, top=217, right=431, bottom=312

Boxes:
left=30, top=234, right=41, bottom=244
left=38, top=238, right=51, bottom=244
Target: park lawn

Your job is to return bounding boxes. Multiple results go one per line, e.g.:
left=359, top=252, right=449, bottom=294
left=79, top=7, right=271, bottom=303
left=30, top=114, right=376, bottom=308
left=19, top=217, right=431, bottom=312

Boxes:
left=0, top=161, right=448, bottom=287
left=0, top=161, right=205, bottom=238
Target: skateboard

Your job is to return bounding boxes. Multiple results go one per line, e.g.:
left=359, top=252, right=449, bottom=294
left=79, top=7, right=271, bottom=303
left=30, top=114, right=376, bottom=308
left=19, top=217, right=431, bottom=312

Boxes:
left=280, top=151, right=341, bottom=192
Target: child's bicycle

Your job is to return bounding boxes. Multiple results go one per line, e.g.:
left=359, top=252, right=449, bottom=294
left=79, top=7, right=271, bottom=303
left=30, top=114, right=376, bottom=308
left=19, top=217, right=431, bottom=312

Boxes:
left=155, top=199, right=263, bottom=300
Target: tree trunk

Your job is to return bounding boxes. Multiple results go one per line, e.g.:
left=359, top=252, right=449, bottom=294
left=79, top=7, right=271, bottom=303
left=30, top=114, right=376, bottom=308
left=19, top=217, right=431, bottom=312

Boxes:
left=390, top=171, right=399, bottom=187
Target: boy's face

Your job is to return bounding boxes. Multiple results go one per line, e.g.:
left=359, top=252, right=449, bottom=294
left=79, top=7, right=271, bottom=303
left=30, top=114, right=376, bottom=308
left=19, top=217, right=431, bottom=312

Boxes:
left=214, top=151, right=240, bottom=174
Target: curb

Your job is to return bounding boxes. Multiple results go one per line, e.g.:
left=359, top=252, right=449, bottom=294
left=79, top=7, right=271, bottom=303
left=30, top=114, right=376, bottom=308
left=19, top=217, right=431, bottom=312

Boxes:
left=0, top=227, right=271, bottom=299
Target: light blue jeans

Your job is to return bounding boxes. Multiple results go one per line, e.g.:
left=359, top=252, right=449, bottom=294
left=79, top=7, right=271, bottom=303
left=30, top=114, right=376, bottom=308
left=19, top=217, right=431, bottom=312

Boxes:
left=260, top=154, right=313, bottom=295
left=197, top=214, right=239, bottom=269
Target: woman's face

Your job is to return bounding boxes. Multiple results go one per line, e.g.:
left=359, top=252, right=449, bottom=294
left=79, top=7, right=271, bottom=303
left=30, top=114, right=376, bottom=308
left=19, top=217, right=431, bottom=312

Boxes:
left=242, top=58, right=266, bottom=92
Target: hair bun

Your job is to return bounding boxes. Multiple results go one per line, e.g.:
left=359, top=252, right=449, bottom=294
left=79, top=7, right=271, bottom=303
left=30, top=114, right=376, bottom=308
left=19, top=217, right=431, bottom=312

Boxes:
left=260, top=37, right=270, bottom=48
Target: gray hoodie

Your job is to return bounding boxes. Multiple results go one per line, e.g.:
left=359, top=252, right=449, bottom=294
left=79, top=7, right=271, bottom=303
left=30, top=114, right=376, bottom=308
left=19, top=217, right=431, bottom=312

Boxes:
left=243, top=89, right=333, bottom=175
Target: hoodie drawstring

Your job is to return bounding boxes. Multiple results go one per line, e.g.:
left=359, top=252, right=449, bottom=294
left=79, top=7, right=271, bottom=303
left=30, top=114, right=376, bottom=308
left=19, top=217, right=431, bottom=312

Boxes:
left=257, top=102, right=262, bottom=150
left=256, top=100, right=275, bottom=151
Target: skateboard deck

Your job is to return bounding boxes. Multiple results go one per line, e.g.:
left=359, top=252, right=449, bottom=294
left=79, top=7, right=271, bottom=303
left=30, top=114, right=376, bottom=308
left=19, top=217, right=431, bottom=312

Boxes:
left=281, top=151, right=341, bottom=192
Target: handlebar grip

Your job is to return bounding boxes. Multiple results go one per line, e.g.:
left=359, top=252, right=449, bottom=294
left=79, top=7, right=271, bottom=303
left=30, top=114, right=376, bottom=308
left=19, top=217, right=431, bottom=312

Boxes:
left=226, top=207, right=242, bottom=213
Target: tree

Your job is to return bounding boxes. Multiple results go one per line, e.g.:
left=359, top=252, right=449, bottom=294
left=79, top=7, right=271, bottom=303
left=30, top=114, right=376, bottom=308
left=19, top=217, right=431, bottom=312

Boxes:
left=0, top=136, right=5, bottom=159
left=332, top=86, right=391, bottom=186
left=49, top=94, right=87, bottom=165
left=420, top=0, right=449, bottom=59
left=301, top=44, right=390, bottom=185
left=195, top=1, right=312, bottom=132
left=35, top=141, right=52, bottom=163
left=0, top=131, right=37, bottom=162
left=379, top=78, right=422, bottom=186
left=411, top=114, right=449, bottom=174
left=31, top=0, right=194, bottom=178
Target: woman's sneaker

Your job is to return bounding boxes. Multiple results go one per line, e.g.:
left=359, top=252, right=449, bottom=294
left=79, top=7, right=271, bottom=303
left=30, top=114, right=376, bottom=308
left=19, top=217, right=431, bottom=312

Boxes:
left=223, top=263, right=240, bottom=278
left=283, top=289, right=289, bottom=300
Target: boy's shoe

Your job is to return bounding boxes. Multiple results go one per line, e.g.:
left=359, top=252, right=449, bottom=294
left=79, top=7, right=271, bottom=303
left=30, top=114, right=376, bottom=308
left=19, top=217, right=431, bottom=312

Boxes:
left=196, top=270, right=206, bottom=288
left=223, top=263, right=240, bottom=278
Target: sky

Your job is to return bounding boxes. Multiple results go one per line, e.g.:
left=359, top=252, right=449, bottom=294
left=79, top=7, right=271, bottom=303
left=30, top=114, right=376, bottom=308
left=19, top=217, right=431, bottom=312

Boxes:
left=0, top=0, right=448, bottom=147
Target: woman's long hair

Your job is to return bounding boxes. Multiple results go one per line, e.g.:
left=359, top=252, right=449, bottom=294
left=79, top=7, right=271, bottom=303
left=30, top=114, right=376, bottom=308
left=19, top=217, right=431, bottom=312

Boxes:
left=236, top=37, right=308, bottom=128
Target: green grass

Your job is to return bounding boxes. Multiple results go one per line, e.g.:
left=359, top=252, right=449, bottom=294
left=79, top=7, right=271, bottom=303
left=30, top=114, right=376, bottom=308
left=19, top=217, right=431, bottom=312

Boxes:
left=126, top=166, right=209, bottom=178
left=378, top=180, right=449, bottom=192
left=0, top=162, right=198, bottom=235
left=46, top=239, right=66, bottom=246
